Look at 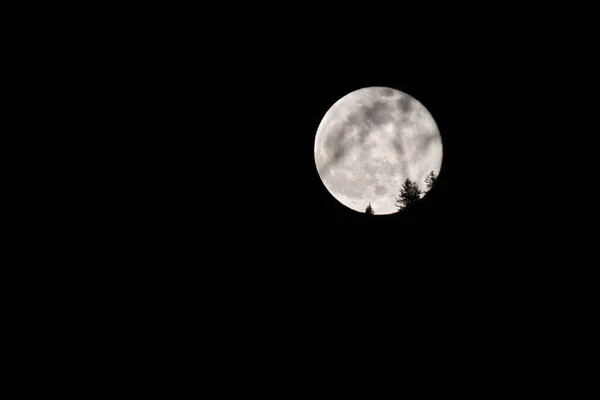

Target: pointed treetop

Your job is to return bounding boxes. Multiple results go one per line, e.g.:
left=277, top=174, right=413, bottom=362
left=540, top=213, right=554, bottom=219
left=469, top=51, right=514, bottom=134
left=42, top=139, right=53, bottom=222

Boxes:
left=425, top=170, right=437, bottom=190
left=395, top=178, right=423, bottom=211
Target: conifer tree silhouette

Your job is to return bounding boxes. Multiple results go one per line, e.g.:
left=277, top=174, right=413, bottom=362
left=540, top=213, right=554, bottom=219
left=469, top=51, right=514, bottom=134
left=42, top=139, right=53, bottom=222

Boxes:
left=424, top=171, right=437, bottom=190
left=395, top=178, right=423, bottom=211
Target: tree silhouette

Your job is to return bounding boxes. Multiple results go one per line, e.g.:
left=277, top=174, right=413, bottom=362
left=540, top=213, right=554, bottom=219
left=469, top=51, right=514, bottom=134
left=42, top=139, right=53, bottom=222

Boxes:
left=424, top=171, right=437, bottom=190
left=365, top=203, right=375, bottom=215
left=395, top=178, right=423, bottom=211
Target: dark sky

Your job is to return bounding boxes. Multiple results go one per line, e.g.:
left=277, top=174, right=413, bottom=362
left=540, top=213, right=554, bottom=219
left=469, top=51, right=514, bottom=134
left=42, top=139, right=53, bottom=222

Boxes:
left=131, top=13, right=593, bottom=311
left=46, top=8, right=594, bottom=375
left=89, top=11, right=600, bottom=357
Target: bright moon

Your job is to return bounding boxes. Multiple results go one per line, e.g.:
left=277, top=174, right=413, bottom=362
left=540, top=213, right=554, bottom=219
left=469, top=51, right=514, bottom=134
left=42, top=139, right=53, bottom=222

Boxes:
left=314, top=87, right=443, bottom=214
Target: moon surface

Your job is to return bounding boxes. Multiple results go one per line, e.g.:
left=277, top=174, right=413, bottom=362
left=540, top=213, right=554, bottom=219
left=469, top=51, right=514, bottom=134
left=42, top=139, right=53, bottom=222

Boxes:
left=314, top=87, right=443, bottom=214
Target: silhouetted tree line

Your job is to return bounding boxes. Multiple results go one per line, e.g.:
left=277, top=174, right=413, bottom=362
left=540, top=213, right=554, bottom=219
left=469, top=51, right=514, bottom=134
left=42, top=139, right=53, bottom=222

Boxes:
left=365, top=170, right=437, bottom=215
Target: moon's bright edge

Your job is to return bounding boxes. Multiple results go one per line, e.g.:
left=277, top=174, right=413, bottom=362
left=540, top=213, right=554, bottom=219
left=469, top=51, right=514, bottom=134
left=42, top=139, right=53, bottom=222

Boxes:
left=314, top=87, right=443, bottom=214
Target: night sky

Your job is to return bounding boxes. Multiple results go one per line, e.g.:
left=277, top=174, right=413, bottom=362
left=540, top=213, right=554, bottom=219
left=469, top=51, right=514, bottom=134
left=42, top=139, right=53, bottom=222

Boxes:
left=87, top=10, right=596, bottom=370
left=120, top=13, right=592, bottom=333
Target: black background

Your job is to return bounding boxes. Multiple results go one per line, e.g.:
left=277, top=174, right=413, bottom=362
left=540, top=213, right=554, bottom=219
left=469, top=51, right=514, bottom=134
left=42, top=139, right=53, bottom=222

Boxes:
left=120, top=13, right=594, bottom=298
left=3, top=6, right=598, bottom=393
left=84, top=9, right=598, bottom=370
left=22, top=6, right=596, bottom=387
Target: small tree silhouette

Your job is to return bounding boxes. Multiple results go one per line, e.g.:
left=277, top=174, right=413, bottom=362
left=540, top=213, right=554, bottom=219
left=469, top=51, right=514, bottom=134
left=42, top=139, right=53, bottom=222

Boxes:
left=395, top=178, right=423, bottom=211
left=365, top=203, right=375, bottom=215
left=424, top=171, right=437, bottom=190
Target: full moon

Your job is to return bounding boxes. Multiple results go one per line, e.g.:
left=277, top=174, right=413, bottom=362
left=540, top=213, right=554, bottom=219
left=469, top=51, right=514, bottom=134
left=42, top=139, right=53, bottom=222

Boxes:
left=314, top=87, right=443, bottom=214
